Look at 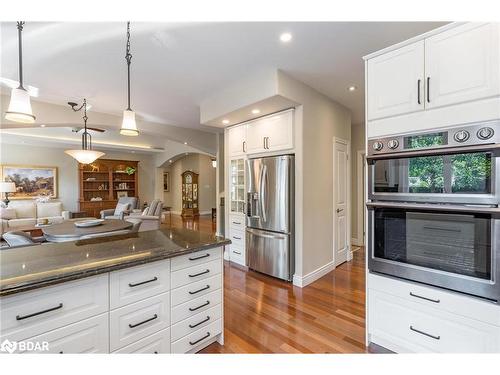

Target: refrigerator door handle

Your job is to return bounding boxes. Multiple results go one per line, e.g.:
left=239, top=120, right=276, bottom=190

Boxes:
left=260, top=164, right=268, bottom=223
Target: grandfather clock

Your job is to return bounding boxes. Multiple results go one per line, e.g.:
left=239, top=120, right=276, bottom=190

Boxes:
left=181, top=171, right=199, bottom=217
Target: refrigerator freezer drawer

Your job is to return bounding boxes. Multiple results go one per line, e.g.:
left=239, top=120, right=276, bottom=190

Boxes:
left=246, top=228, right=292, bottom=281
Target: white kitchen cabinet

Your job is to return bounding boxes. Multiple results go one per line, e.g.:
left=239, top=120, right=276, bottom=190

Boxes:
left=246, top=110, right=294, bottom=154
left=227, top=125, right=246, bottom=157
left=424, top=23, right=500, bottom=109
left=367, top=41, right=425, bottom=120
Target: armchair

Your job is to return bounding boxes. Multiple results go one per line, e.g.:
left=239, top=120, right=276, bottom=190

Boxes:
left=125, top=199, right=163, bottom=231
left=100, top=197, right=138, bottom=220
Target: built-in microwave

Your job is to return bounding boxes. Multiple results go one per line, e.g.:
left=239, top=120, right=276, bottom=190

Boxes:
left=367, top=121, right=500, bottom=302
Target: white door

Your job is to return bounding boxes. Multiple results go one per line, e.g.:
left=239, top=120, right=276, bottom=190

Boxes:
left=367, top=40, right=425, bottom=120
left=334, top=139, right=349, bottom=266
left=424, top=23, right=500, bottom=109
left=227, top=125, right=247, bottom=157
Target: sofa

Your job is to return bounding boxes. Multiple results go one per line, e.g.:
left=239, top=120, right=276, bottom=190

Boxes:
left=125, top=199, right=163, bottom=232
left=0, top=201, right=70, bottom=235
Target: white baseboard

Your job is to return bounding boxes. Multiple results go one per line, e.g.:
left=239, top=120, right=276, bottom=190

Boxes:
left=292, top=260, right=335, bottom=288
left=351, top=237, right=364, bottom=247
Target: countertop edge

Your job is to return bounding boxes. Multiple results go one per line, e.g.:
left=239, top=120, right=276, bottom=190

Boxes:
left=0, top=240, right=230, bottom=297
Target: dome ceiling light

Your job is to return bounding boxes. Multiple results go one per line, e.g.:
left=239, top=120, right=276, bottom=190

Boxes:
left=65, top=99, right=105, bottom=164
left=120, top=22, right=139, bottom=136
left=5, top=21, right=36, bottom=124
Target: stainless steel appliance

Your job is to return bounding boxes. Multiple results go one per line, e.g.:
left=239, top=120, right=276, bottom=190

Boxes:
left=367, top=121, right=500, bottom=302
left=246, top=155, right=294, bottom=281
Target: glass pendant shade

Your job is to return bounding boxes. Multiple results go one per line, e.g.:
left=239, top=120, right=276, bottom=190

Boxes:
left=5, top=87, right=35, bottom=123
left=120, top=109, right=139, bottom=136
left=64, top=149, right=105, bottom=165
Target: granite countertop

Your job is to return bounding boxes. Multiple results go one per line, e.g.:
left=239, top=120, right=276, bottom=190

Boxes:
left=0, top=228, right=230, bottom=297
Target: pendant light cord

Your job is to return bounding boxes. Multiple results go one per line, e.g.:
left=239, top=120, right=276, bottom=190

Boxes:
left=125, top=21, right=132, bottom=111
left=17, top=21, right=25, bottom=90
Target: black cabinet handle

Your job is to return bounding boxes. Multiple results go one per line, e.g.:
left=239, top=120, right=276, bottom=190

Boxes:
left=154, top=351, right=158, bottom=354
left=128, top=276, right=158, bottom=288
left=189, top=269, right=210, bottom=278
left=188, top=253, right=210, bottom=261
left=16, top=303, right=63, bottom=321
left=189, top=332, right=211, bottom=346
left=189, top=285, right=210, bottom=295
left=189, top=300, right=210, bottom=311
left=129, top=314, right=158, bottom=328
left=409, top=292, right=440, bottom=303
left=232, top=250, right=242, bottom=255
left=59, top=351, right=63, bottom=354
left=426, top=77, right=431, bottom=103
left=417, top=79, right=421, bottom=104
left=189, top=316, right=211, bottom=328
left=410, top=325, right=440, bottom=340
left=232, top=221, right=241, bottom=225
left=232, top=236, right=242, bottom=240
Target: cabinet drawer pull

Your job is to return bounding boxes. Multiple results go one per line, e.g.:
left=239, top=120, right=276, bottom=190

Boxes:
left=232, top=221, right=241, bottom=225
left=128, top=314, right=158, bottom=328
left=189, top=269, right=210, bottom=278
left=426, top=77, right=431, bottom=103
left=188, top=253, right=210, bottom=261
left=189, top=332, right=211, bottom=346
left=232, top=236, right=242, bottom=240
left=128, top=276, right=158, bottom=287
left=189, top=300, right=210, bottom=311
left=154, top=351, right=158, bottom=354
left=232, top=250, right=242, bottom=255
left=16, top=303, right=63, bottom=321
left=189, top=316, right=211, bottom=328
left=266, top=137, right=270, bottom=149
left=409, top=292, right=440, bottom=303
left=242, top=141, right=246, bottom=153
left=189, top=285, right=210, bottom=295
left=410, top=325, right=440, bottom=340
left=417, top=79, right=421, bottom=104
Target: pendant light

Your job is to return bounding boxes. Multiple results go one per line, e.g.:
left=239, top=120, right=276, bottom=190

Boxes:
left=120, top=22, right=139, bottom=136
left=5, top=21, right=36, bottom=123
left=65, top=99, right=105, bottom=164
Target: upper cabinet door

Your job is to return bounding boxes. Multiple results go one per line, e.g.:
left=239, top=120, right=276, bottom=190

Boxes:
left=227, top=125, right=247, bottom=157
left=424, top=23, right=500, bottom=109
left=367, top=41, right=425, bottom=120
left=246, top=110, right=294, bottom=155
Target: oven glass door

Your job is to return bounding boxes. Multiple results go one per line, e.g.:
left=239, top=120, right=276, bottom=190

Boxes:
left=373, top=208, right=492, bottom=280
left=370, top=151, right=494, bottom=202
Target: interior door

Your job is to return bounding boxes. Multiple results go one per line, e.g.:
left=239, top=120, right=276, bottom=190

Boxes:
left=424, top=23, right=500, bottom=109
left=367, top=40, right=425, bottom=120
left=334, top=140, right=349, bottom=266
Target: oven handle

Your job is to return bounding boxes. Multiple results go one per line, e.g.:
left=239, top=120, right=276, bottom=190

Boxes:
left=366, top=201, right=500, bottom=214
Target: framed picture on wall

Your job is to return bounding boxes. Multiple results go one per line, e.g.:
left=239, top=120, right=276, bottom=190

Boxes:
left=1, top=165, right=58, bottom=199
left=163, top=172, right=170, bottom=192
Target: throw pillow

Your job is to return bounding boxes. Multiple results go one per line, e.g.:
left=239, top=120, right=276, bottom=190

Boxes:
left=0, top=207, right=17, bottom=220
left=114, top=202, right=130, bottom=217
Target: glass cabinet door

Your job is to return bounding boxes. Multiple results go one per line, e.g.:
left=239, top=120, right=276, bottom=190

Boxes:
left=230, top=158, right=245, bottom=213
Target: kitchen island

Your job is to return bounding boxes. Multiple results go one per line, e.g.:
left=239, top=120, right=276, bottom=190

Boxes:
left=0, top=228, right=230, bottom=354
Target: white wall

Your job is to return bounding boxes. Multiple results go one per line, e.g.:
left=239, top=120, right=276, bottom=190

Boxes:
left=0, top=143, right=156, bottom=212
left=163, top=154, right=216, bottom=214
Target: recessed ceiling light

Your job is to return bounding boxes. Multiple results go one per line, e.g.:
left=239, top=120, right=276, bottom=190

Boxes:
left=184, top=141, right=188, bottom=145
left=280, top=33, right=292, bottom=43
left=40, top=124, right=46, bottom=128
left=169, top=160, right=172, bottom=163
left=348, top=85, right=357, bottom=92
left=222, top=119, right=230, bottom=125
left=251, top=109, right=260, bottom=115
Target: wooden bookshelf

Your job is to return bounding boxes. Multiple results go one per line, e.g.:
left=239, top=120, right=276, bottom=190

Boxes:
left=78, top=159, right=139, bottom=218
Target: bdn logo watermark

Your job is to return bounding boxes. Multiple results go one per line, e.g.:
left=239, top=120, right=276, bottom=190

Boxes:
left=1, top=339, right=49, bottom=354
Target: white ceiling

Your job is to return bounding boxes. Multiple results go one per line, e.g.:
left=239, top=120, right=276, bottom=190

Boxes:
left=0, top=22, right=446, bottom=127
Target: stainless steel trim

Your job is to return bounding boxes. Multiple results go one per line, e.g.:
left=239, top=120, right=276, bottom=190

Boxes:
left=366, top=201, right=500, bottom=214
left=410, top=325, right=440, bottom=340
left=261, top=164, right=268, bottom=223
left=368, top=143, right=500, bottom=160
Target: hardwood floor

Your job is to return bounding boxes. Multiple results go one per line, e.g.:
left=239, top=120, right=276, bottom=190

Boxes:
left=166, top=215, right=367, bottom=353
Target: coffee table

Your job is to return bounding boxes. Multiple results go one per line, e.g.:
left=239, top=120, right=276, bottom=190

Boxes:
left=42, top=219, right=133, bottom=242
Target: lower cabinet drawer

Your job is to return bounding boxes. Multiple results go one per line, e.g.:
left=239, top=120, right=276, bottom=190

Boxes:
left=171, top=274, right=222, bottom=307
left=369, top=289, right=500, bottom=353
left=171, top=289, right=222, bottom=324
left=171, top=305, right=222, bottom=342
left=229, top=246, right=245, bottom=266
left=171, top=318, right=222, bottom=353
left=171, top=247, right=222, bottom=271
left=113, top=327, right=171, bottom=354
left=17, top=313, right=109, bottom=354
left=229, top=228, right=245, bottom=248
left=170, top=259, right=222, bottom=289
left=109, top=291, right=171, bottom=351
left=0, top=274, right=109, bottom=342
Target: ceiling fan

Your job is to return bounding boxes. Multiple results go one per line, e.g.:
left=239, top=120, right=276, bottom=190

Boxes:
left=68, top=101, right=106, bottom=133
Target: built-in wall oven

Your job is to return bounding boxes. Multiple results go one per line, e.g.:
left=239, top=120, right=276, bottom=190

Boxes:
left=367, top=121, right=500, bottom=302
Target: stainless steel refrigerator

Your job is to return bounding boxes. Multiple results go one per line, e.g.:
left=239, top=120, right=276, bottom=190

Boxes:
left=246, top=155, right=294, bottom=281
